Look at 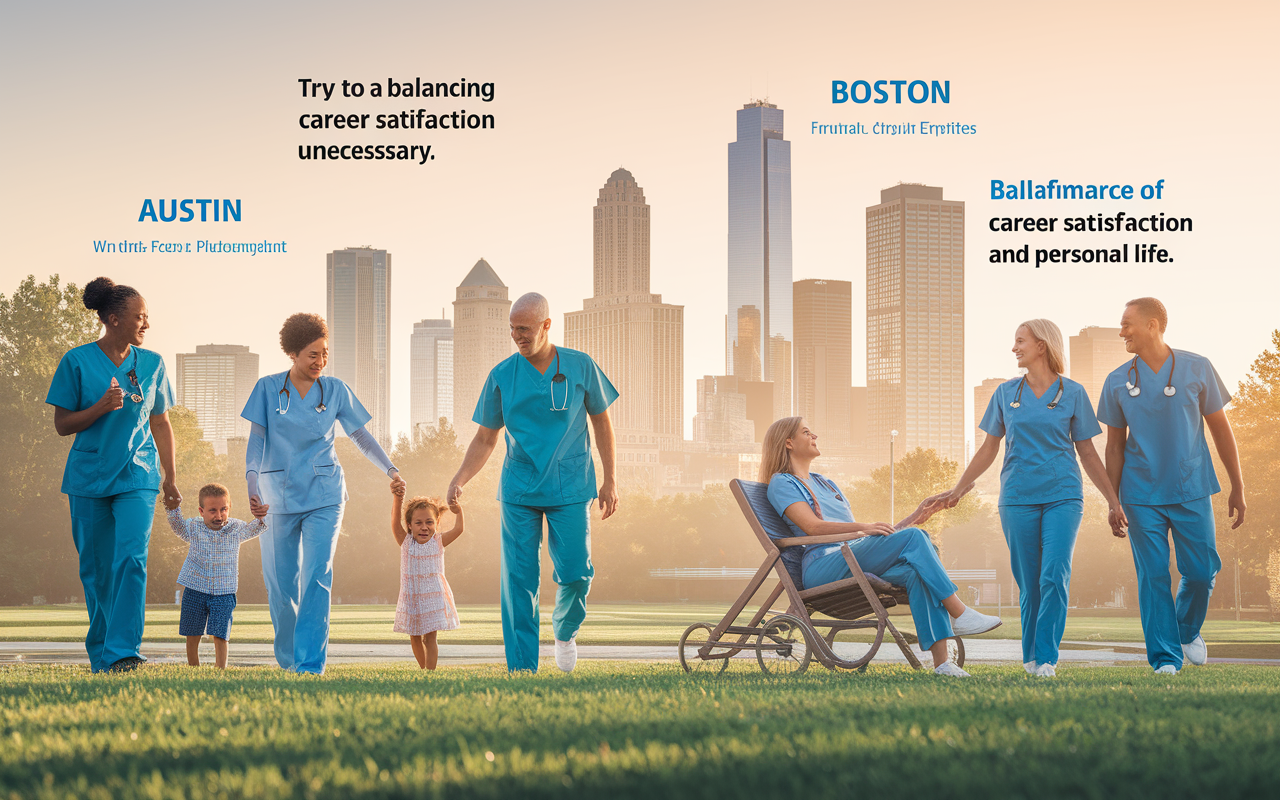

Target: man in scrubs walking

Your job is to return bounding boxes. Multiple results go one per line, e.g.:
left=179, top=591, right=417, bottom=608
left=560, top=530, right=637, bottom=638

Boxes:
left=1097, top=297, right=1246, bottom=673
left=448, top=293, right=619, bottom=672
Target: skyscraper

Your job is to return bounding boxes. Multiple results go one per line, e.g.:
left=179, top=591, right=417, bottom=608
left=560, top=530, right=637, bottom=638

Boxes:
left=564, top=168, right=684, bottom=445
left=326, top=246, right=391, bottom=446
left=453, top=258, right=512, bottom=443
left=1070, top=326, right=1128, bottom=408
left=794, top=279, right=852, bottom=445
left=727, top=100, right=792, bottom=409
left=974, top=377, right=1005, bottom=451
left=769, top=334, right=792, bottom=420
left=866, top=184, right=965, bottom=465
left=410, top=316, right=454, bottom=433
left=175, top=344, right=258, bottom=455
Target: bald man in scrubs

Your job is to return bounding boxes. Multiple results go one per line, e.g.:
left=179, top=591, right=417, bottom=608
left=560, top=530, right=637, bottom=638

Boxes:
left=448, top=293, right=619, bottom=672
left=1097, top=297, right=1246, bottom=674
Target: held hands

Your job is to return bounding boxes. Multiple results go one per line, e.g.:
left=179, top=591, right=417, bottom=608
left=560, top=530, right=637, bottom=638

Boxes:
left=448, top=497, right=462, bottom=515
left=163, top=494, right=181, bottom=511
left=162, top=479, right=181, bottom=507
left=248, top=495, right=268, bottom=519
left=447, top=481, right=463, bottom=507
left=390, top=475, right=407, bottom=497
left=1108, top=505, right=1129, bottom=538
left=98, top=377, right=124, bottom=413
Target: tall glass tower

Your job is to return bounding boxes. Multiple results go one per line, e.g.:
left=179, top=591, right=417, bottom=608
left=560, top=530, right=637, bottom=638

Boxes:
left=727, top=101, right=792, bottom=413
left=326, top=246, right=391, bottom=447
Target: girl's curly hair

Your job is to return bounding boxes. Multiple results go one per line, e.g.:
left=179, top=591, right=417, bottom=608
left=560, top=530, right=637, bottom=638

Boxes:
left=403, top=496, right=447, bottom=530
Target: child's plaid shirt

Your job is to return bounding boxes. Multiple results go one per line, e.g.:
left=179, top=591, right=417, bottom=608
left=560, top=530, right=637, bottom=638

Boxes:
left=167, top=507, right=266, bottom=595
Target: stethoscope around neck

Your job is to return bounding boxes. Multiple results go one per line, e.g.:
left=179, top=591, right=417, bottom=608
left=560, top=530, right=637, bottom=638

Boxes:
left=1126, top=349, right=1177, bottom=397
left=1010, top=375, right=1064, bottom=409
left=549, top=348, right=569, bottom=412
left=277, top=375, right=327, bottom=414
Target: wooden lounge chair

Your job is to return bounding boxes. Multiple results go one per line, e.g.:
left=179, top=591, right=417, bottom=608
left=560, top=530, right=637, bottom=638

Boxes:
left=678, top=478, right=964, bottom=675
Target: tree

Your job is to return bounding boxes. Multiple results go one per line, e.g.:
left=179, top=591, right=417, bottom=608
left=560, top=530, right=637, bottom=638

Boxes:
left=0, top=275, right=102, bottom=604
left=845, top=447, right=979, bottom=533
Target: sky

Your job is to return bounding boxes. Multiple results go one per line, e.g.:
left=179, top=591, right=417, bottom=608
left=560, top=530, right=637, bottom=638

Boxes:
left=2, top=0, right=1276, bottom=445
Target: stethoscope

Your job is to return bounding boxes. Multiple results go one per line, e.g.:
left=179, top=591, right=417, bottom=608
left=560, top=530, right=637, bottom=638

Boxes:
left=1010, top=375, right=1064, bottom=409
left=277, top=375, right=327, bottom=414
left=1126, top=349, right=1177, bottom=397
left=123, top=348, right=143, bottom=404
left=549, top=348, right=569, bottom=412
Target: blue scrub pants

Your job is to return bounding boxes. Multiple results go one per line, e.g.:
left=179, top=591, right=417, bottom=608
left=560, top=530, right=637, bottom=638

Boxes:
left=999, top=499, right=1082, bottom=666
left=1125, top=498, right=1220, bottom=670
left=500, top=501, right=593, bottom=672
left=68, top=489, right=157, bottom=672
left=259, top=504, right=345, bottom=674
left=802, top=528, right=958, bottom=650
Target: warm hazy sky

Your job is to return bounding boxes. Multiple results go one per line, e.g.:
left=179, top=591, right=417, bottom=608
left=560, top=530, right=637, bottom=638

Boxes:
left=2, top=0, right=1276, bottom=445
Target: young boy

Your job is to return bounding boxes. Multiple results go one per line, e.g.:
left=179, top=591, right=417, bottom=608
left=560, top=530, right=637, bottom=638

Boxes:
left=166, top=483, right=268, bottom=668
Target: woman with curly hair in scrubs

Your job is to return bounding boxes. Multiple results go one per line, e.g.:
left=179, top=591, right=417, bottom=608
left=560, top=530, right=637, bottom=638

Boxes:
left=939, top=319, right=1126, bottom=677
left=242, top=312, right=403, bottom=674
left=46, top=276, right=179, bottom=673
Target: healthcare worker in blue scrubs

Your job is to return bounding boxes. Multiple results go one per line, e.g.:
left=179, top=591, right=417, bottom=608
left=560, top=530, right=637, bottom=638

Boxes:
left=47, top=277, right=179, bottom=673
left=242, top=312, right=401, bottom=674
left=1097, top=297, right=1246, bottom=674
left=447, top=293, right=618, bottom=673
left=940, top=319, right=1126, bottom=677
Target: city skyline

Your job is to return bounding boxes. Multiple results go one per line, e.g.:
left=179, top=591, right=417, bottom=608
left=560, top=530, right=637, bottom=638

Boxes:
left=7, top=0, right=1272, bottom=450
left=794, top=279, right=852, bottom=446
left=727, top=100, right=793, bottom=412
left=452, top=258, right=513, bottom=444
left=326, top=246, right=392, bottom=447
left=409, top=316, right=453, bottom=434
left=866, top=184, right=966, bottom=465
left=174, top=344, right=259, bottom=455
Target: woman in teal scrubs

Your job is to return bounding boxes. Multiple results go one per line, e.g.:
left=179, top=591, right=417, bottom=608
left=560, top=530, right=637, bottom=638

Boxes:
left=46, top=277, right=178, bottom=673
left=242, top=313, right=400, bottom=674
left=941, top=319, right=1125, bottom=677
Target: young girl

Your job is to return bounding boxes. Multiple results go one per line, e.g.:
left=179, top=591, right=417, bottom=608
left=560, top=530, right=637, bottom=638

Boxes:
left=390, top=480, right=464, bottom=669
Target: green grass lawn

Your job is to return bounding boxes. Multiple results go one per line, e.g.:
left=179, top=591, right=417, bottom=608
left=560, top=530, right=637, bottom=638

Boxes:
left=3, top=604, right=1279, bottom=656
left=1, top=662, right=1278, bottom=799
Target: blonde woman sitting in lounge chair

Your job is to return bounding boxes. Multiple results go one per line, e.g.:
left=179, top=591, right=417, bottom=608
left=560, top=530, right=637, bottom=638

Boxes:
left=761, top=416, right=1002, bottom=677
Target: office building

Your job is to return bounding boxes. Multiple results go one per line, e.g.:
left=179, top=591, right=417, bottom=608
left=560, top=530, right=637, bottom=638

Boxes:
left=1070, top=326, right=1128, bottom=407
left=770, top=334, right=792, bottom=417
left=866, top=184, right=965, bottom=464
left=727, top=101, right=792, bottom=401
left=326, top=246, right=391, bottom=446
left=693, top=375, right=756, bottom=447
left=564, top=168, right=684, bottom=448
left=794, top=279, right=852, bottom=445
left=410, top=316, right=454, bottom=433
left=175, top=344, right=258, bottom=455
left=453, top=258, right=513, bottom=442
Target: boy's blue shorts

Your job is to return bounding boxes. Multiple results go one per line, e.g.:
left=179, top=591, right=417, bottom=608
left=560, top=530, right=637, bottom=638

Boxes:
left=179, top=588, right=237, bottom=640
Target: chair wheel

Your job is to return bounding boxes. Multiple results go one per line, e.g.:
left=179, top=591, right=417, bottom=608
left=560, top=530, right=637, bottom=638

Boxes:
left=756, top=614, right=812, bottom=676
left=679, top=623, right=729, bottom=674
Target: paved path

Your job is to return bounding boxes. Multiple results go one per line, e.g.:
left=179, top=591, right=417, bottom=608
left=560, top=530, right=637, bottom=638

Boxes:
left=7, top=639, right=1271, bottom=669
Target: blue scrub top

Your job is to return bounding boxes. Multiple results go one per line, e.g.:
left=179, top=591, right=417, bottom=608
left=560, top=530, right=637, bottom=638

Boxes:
left=766, top=472, right=856, bottom=570
left=241, top=372, right=372, bottom=514
left=1096, top=349, right=1229, bottom=506
left=979, top=376, right=1101, bottom=505
left=46, top=343, right=175, bottom=498
left=473, top=347, right=618, bottom=507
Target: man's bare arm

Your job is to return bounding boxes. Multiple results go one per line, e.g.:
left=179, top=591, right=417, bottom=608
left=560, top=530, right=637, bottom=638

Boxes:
left=589, top=410, right=618, bottom=520
left=447, top=425, right=501, bottom=505
left=1204, top=410, right=1246, bottom=529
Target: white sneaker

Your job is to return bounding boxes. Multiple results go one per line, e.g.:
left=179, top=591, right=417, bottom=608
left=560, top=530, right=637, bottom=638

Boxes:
left=951, top=608, right=1003, bottom=637
left=933, top=661, right=970, bottom=677
left=1154, top=664, right=1179, bottom=675
left=1182, top=635, right=1207, bottom=666
left=1034, top=663, right=1057, bottom=678
left=1023, top=661, right=1038, bottom=675
left=554, top=638, right=577, bottom=672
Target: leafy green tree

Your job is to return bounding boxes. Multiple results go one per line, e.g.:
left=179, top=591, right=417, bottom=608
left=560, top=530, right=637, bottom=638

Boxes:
left=0, top=275, right=101, bottom=604
left=845, top=446, right=979, bottom=534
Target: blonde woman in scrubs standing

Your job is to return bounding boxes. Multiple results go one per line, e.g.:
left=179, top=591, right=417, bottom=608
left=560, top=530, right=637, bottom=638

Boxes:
left=46, top=277, right=179, bottom=673
left=242, top=313, right=402, bottom=674
left=940, top=319, right=1125, bottom=677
